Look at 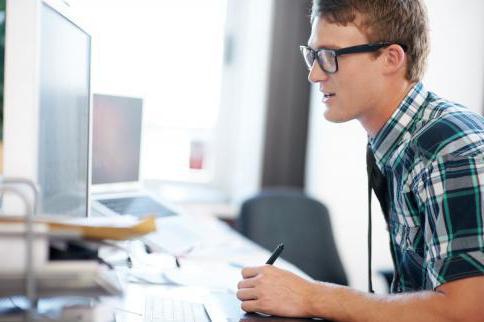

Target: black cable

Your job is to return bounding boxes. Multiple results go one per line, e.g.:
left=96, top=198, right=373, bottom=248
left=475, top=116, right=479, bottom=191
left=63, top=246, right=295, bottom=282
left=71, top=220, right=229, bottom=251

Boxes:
left=367, top=143, right=375, bottom=294
left=368, top=179, right=375, bottom=293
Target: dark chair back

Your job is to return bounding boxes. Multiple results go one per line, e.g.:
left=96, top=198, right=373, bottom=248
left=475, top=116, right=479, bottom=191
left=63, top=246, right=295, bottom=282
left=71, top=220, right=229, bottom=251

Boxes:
left=238, top=189, right=348, bottom=285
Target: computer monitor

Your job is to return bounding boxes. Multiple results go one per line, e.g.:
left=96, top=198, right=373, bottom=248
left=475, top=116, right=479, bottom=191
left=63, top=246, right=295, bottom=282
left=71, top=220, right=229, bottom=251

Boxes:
left=2, top=0, right=91, bottom=217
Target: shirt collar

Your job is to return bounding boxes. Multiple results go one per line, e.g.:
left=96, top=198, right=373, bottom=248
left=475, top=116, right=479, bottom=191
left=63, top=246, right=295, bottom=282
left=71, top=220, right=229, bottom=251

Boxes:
left=369, top=82, right=428, bottom=170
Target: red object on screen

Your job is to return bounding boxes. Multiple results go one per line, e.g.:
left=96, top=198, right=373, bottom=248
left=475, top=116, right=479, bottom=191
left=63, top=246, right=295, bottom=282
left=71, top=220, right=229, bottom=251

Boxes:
left=189, top=140, right=205, bottom=170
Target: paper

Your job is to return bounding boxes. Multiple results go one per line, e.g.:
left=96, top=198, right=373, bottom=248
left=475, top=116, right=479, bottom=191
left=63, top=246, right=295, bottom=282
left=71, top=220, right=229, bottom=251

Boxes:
left=163, top=262, right=241, bottom=292
left=0, top=215, right=156, bottom=241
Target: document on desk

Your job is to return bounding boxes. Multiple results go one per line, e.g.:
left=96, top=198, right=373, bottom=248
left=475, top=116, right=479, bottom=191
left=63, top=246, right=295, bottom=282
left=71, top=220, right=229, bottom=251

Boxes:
left=0, top=215, right=156, bottom=240
left=163, top=262, right=241, bottom=293
left=228, top=252, right=313, bottom=280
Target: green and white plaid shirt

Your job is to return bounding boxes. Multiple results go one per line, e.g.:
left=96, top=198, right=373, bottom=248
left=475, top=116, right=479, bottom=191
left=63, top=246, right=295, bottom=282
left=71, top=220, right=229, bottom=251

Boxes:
left=369, top=82, right=484, bottom=292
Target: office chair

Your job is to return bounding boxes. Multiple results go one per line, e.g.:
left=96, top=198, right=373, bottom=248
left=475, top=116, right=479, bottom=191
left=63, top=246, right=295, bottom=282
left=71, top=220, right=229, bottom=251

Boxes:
left=238, top=188, right=348, bottom=285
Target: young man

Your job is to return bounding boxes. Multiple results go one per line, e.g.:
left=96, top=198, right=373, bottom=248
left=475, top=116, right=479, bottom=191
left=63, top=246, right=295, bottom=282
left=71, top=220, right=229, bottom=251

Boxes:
left=236, top=1, right=484, bottom=321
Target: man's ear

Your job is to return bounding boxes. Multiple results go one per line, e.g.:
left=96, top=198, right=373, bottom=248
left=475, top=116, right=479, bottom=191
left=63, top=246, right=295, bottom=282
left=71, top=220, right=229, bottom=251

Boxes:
left=382, top=44, right=406, bottom=75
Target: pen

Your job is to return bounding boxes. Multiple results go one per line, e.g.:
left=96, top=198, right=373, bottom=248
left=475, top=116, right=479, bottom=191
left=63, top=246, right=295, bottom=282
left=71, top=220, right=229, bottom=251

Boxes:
left=266, top=243, right=284, bottom=265
left=175, top=256, right=181, bottom=268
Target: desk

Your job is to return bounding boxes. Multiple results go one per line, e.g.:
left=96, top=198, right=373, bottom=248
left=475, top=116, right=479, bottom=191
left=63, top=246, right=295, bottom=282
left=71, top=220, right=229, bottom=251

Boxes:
left=109, top=215, right=319, bottom=321
left=0, top=215, right=319, bottom=321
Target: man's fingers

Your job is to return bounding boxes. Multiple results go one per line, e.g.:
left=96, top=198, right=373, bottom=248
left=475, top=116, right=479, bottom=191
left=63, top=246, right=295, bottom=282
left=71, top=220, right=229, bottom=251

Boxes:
left=240, top=300, right=259, bottom=313
left=236, top=288, right=258, bottom=301
left=241, top=266, right=262, bottom=278
left=237, top=277, right=258, bottom=289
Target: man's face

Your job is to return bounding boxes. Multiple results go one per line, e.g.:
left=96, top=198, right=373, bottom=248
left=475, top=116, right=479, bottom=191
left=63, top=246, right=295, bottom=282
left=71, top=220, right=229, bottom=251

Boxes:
left=307, top=16, right=385, bottom=123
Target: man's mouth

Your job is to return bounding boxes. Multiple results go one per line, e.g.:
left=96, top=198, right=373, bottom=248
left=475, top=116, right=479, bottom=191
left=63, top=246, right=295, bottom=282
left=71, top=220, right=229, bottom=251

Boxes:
left=323, top=93, right=336, bottom=103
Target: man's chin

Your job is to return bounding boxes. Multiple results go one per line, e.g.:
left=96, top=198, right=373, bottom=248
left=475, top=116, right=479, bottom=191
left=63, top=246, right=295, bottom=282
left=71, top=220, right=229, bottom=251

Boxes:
left=323, top=110, right=352, bottom=123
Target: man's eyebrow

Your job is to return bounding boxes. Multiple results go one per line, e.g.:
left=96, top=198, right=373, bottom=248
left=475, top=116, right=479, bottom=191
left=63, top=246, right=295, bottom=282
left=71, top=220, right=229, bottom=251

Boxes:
left=307, top=42, right=341, bottom=50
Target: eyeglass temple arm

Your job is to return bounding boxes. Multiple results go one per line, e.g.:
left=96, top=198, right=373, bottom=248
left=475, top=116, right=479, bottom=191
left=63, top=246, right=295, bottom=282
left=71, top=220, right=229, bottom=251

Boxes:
left=335, top=43, right=407, bottom=56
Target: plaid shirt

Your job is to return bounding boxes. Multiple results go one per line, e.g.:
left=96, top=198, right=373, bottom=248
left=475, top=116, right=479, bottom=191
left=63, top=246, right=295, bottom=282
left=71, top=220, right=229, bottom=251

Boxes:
left=369, top=82, right=484, bottom=292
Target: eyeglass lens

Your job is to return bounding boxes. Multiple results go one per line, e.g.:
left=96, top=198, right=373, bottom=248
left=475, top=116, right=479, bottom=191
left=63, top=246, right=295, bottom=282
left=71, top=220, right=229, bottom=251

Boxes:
left=301, top=47, right=337, bottom=73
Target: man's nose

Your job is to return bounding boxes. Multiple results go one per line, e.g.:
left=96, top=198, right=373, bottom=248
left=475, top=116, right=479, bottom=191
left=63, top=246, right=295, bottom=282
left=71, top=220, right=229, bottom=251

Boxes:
left=308, top=61, right=329, bottom=83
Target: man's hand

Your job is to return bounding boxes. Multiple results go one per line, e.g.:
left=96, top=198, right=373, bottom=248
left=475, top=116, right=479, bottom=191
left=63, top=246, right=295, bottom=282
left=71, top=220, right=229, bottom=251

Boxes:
left=236, top=265, right=319, bottom=317
left=237, top=265, right=484, bottom=322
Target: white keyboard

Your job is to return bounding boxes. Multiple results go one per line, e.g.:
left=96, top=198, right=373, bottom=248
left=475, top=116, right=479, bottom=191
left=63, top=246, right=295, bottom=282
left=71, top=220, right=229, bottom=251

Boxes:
left=144, top=296, right=210, bottom=322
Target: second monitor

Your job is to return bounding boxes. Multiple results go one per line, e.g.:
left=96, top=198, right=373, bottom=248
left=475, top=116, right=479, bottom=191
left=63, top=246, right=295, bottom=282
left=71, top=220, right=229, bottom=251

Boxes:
left=91, top=93, right=176, bottom=218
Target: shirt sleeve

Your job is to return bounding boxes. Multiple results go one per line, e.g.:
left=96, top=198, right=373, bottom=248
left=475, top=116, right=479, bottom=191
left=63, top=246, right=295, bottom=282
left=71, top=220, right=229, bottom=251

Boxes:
left=414, top=153, right=484, bottom=289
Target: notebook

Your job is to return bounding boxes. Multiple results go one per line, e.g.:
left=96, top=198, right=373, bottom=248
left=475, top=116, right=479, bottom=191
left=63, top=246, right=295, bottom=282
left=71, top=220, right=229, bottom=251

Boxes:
left=90, top=93, right=177, bottom=219
left=90, top=94, right=200, bottom=254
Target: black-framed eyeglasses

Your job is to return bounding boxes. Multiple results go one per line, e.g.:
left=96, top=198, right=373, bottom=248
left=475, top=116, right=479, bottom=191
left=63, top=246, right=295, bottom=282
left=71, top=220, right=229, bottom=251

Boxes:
left=299, top=42, right=406, bottom=74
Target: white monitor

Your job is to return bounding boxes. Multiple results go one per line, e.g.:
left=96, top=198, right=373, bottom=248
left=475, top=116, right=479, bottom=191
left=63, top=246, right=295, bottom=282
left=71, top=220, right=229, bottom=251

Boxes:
left=3, top=0, right=91, bottom=217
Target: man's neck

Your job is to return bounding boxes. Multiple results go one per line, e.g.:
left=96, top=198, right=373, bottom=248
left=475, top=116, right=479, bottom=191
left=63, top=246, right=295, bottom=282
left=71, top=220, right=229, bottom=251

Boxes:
left=361, top=81, right=415, bottom=138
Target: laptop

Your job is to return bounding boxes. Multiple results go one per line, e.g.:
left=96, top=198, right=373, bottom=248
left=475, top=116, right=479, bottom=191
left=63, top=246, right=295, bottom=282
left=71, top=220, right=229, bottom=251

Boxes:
left=90, top=93, right=177, bottom=219
left=90, top=94, right=201, bottom=254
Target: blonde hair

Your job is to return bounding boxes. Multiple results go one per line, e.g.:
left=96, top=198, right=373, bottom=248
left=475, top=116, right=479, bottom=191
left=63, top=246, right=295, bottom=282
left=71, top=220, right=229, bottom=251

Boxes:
left=311, top=0, right=430, bottom=81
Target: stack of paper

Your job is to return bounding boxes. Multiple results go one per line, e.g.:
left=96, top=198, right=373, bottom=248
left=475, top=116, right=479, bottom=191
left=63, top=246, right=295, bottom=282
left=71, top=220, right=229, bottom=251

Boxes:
left=0, top=261, right=123, bottom=298
left=0, top=216, right=154, bottom=301
left=0, top=215, right=157, bottom=240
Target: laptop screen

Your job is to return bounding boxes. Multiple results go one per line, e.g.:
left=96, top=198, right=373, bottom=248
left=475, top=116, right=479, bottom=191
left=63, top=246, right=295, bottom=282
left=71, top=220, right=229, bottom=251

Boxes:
left=92, top=94, right=143, bottom=185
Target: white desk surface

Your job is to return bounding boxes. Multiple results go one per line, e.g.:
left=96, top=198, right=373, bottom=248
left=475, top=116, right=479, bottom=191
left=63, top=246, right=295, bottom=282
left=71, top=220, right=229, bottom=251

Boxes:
left=106, top=215, right=312, bottom=322
left=0, top=214, right=312, bottom=321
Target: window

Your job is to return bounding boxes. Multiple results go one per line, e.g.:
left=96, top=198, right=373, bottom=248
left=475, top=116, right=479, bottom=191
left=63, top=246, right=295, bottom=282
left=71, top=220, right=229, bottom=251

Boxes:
left=75, top=0, right=227, bottom=183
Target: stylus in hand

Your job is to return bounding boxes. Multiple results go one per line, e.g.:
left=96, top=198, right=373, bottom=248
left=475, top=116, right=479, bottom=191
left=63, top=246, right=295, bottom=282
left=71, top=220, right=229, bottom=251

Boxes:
left=265, top=243, right=284, bottom=265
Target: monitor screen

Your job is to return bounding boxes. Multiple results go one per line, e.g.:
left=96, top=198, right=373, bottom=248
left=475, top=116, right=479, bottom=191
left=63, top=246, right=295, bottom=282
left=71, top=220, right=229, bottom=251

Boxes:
left=37, top=3, right=91, bottom=217
left=92, top=94, right=143, bottom=185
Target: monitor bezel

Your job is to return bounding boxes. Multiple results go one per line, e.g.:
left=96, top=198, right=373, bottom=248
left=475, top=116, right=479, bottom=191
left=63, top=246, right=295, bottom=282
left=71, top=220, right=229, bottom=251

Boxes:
left=3, top=0, right=92, bottom=217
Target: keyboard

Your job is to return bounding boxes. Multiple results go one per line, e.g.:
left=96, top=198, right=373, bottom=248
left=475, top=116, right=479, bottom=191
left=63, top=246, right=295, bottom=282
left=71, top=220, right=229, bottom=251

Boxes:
left=144, top=296, right=210, bottom=322
left=97, top=196, right=176, bottom=218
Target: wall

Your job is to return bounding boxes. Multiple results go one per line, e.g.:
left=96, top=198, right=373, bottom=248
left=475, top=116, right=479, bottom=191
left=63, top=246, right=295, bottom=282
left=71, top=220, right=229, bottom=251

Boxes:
left=213, top=0, right=275, bottom=204
left=261, top=0, right=311, bottom=188
left=305, top=0, right=484, bottom=291
left=424, top=0, right=484, bottom=113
